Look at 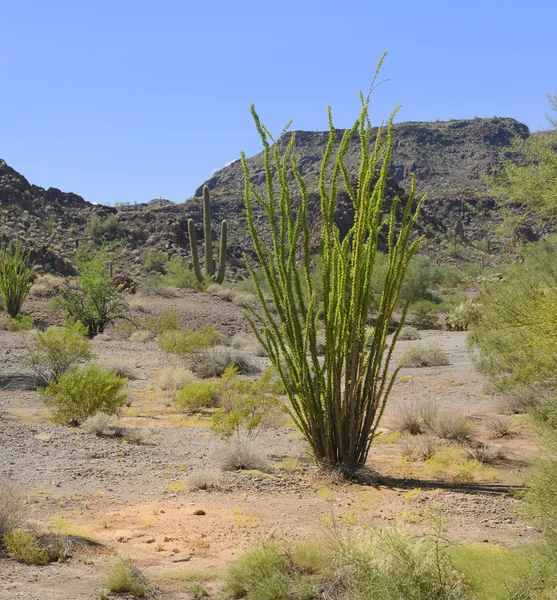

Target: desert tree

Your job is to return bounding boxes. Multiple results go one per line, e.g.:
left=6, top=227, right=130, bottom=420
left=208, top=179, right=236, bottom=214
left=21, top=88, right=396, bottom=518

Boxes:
left=241, top=54, right=424, bottom=475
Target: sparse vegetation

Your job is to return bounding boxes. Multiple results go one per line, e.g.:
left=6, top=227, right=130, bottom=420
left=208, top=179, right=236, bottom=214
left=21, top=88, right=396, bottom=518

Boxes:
left=158, top=324, right=221, bottom=360
left=106, top=557, right=151, bottom=597
left=82, top=412, right=117, bottom=435
left=394, top=400, right=438, bottom=435
left=0, top=478, right=26, bottom=537
left=2, top=529, right=49, bottom=565
left=434, top=412, right=475, bottom=441
left=398, top=325, right=421, bottom=340
left=398, top=342, right=450, bottom=368
left=410, top=299, right=440, bottom=329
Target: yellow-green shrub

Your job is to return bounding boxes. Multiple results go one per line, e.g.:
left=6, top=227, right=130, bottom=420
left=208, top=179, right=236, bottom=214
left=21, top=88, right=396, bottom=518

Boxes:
left=3, top=530, right=49, bottom=565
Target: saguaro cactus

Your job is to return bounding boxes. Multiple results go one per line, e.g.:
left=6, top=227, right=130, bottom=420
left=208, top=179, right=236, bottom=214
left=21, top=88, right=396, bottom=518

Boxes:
left=188, top=185, right=227, bottom=284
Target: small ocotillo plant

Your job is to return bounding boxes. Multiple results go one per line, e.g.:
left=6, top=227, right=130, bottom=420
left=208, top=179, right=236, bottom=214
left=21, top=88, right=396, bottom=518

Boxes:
left=0, top=239, right=35, bottom=318
left=188, top=185, right=227, bottom=284
left=242, top=54, right=424, bottom=475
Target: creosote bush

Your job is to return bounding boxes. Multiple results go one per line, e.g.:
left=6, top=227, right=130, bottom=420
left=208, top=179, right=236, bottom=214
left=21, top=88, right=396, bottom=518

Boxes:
left=27, top=322, right=93, bottom=387
left=0, top=239, right=35, bottom=318
left=410, top=299, right=440, bottom=330
left=241, top=54, right=424, bottom=475
left=158, top=324, right=221, bottom=360
left=39, top=364, right=128, bottom=425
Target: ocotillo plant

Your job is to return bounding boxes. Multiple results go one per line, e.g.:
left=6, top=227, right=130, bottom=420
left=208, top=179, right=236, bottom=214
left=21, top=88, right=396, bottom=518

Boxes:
left=241, top=55, right=425, bottom=476
left=188, top=185, right=227, bottom=284
left=0, top=239, right=35, bottom=318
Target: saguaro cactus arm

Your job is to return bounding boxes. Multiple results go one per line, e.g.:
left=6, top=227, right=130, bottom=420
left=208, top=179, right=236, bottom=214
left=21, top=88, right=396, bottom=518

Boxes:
left=214, top=220, right=227, bottom=284
left=203, top=186, right=215, bottom=278
left=188, top=219, right=204, bottom=283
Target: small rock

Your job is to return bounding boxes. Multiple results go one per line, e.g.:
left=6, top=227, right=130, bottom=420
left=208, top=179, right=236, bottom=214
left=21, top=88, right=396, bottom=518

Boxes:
left=145, top=537, right=156, bottom=544
left=193, top=509, right=206, bottom=516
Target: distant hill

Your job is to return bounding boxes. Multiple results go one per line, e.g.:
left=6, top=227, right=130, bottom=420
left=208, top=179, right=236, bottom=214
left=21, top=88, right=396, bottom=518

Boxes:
left=0, top=117, right=542, bottom=278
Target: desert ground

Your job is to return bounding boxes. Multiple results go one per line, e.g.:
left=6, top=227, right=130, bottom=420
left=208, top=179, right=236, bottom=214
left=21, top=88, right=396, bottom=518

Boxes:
left=0, top=287, right=541, bottom=599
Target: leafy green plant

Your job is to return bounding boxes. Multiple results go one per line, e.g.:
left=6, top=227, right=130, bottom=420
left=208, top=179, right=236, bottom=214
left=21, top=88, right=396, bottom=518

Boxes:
left=241, top=55, right=424, bottom=475
left=4, top=315, right=34, bottom=331
left=27, top=322, right=92, bottom=386
left=0, top=239, right=35, bottom=318
left=3, top=530, right=49, bottom=565
left=86, top=213, right=120, bottom=243
left=143, top=309, right=181, bottom=335
left=56, top=245, right=128, bottom=337
left=174, top=380, right=221, bottom=409
left=39, top=364, right=128, bottom=425
left=144, top=250, right=168, bottom=274
left=158, top=324, right=221, bottom=359
left=161, top=256, right=206, bottom=290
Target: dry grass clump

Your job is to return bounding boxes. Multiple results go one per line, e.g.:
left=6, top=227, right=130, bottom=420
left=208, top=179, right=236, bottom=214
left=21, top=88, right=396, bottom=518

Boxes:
left=497, top=394, right=528, bottom=415
left=467, top=443, right=510, bottom=465
left=229, top=332, right=266, bottom=357
left=394, top=400, right=438, bottom=435
left=191, top=348, right=260, bottom=378
left=207, top=284, right=234, bottom=302
left=106, top=557, right=153, bottom=597
left=29, top=274, right=65, bottom=298
left=218, top=439, right=268, bottom=472
left=399, top=435, right=441, bottom=461
left=434, top=412, right=475, bottom=441
left=158, top=367, right=195, bottom=391
left=487, top=414, right=514, bottom=437
left=0, top=478, right=26, bottom=537
left=101, top=359, right=136, bottom=380
left=82, top=412, right=118, bottom=435
left=398, top=343, right=450, bottom=368
left=130, top=330, right=156, bottom=343
left=186, top=471, right=217, bottom=491
left=398, top=326, right=421, bottom=341
left=231, top=293, right=256, bottom=308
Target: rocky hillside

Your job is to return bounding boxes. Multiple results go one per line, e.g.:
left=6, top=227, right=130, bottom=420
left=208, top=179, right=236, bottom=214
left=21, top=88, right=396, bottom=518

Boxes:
left=0, top=117, right=540, bottom=279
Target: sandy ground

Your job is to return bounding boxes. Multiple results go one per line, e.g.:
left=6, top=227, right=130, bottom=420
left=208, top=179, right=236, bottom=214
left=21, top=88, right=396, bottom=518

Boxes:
left=0, top=290, right=541, bottom=599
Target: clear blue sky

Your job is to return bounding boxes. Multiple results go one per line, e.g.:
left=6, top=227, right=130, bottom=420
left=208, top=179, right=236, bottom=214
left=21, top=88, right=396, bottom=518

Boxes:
left=1, top=0, right=555, bottom=206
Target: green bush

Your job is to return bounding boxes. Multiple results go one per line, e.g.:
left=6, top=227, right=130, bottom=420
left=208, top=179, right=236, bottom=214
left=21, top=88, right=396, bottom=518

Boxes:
left=39, top=364, right=128, bottom=425
left=143, top=309, right=181, bottom=335
left=0, top=239, right=35, bottom=318
left=144, top=250, right=168, bottom=274
left=174, top=380, right=221, bottom=410
left=398, top=343, right=450, bottom=368
left=161, top=256, right=206, bottom=290
left=158, top=324, right=221, bottom=359
left=86, top=213, right=120, bottom=243
left=3, top=530, right=49, bottom=565
left=4, top=315, right=34, bottom=332
left=410, top=300, right=441, bottom=329
left=28, top=322, right=92, bottom=386
left=56, top=245, right=128, bottom=337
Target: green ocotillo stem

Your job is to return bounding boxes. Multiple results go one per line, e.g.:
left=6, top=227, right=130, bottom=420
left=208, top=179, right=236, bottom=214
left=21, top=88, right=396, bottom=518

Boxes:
left=203, top=185, right=214, bottom=277
left=214, top=220, right=227, bottom=284
left=188, top=219, right=204, bottom=283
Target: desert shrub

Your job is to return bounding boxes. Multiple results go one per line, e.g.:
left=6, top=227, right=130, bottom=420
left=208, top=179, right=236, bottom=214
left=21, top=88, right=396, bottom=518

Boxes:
left=394, top=400, right=438, bottom=435
left=106, top=558, right=151, bottom=597
left=86, top=213, right=120, bottom=243
left=27, top=322, right=92, bottom=387
left=0, top=239, right=35, bottom=318
left=399, top=435, right=441, bottom=461
left=186, top=471, right=216, bottom=491
left=55, top=245, right=128, bottom=337
left=217, top=438, right=268, bottom=472
left=434, top=264, right=465, bottom=288
left=39, top=364, right=128, bottom=425
left=231, top=292, right=256, bottom=308
left=0, top=478, right=26, bottom=537
left=191, top=348, right=260, bottom=378
left=130, top=329, right=155, bottom=343
left=398, top=325, right=421, bottom=341
left=186, top=583, right=209, bottom=599
left=224, top=527, right=467, bottom=600
left=4, top=315, right=34, bottom=331
left=398, top=343, right=450, bottom=368
left=144, top=250, right=168, bottom=274
left=174, top=380, right=221, bottom=410
left=410, top=300, right=441, bottom=329
left=158, top=325, right=221, bottom=360
left=30, top=274, right=64, bottom=298
left=486, top=414, right=514, bottom=437
left=425, top=447, right=497, bottom=484
left=212, top=286, right=234, bottom=301
left=82, top=412, right=117, bottom=435
left=101, top=359, right=136, bottom=380
left=467, top=443, right=509, bottom=465
left=445, top=299, right=482, bottom=331
left=161, top=256, right=206, bottom=290
left=158, top=366, right=194, bottom=391
left=434, top=412, right=475, bottom=441
left=211, top=366, right=282, bottom=442
left=124, top=428, right=146, bottom=444
left=3, top=530, right=49, bottom=565
left=143, top=309, right=181, bottom=335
